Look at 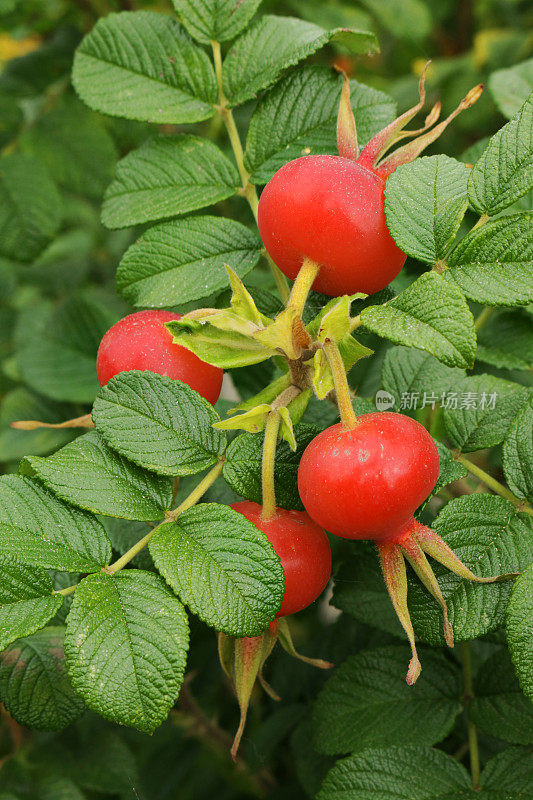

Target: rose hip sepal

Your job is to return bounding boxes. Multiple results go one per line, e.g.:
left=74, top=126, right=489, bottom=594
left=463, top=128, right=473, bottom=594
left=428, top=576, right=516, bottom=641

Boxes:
left=96, top=309, right=223, bottom=405
left=257, top=64, right=482, bottom=297
left=297, top=412, right=513, bottom=685
left=219, top=502, right=332, bottom=759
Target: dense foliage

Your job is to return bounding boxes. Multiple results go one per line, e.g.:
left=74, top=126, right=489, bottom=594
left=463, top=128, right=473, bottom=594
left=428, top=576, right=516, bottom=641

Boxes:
left=0, top=1, right=532, bottom=799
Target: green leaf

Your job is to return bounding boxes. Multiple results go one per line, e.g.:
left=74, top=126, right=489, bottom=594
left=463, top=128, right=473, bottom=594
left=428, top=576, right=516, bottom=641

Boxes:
left=17, top=296, right=119, bottom=404
left=470, top=649, right=533, bottom=745
left=317, top=746, right=470, bottom=800
left=381, top=345, right=466, bottom=410
left=223, top=15, right=378, bottom=107
left=477, top=310, right=533, bottom=371
left=0, top=388, right=77, bottom=461
left=443, top=374, right=529, bottom=452
left=503, top=401, right=533, bottom=502
left=102, top=135, right=238, bottom=228
left=384, top=156, right=470, bottom=265
left=361, top=272, right=476, bottom=369
left=468, top=95, right=533, bottom=215
left=409, top=495, right=533, bottom=645
left=0, top=476, right=111, bottom=571
left=223, top=423, right=319, bottom=511
left=0, top=626, right=84, bottom=732
left=65, top=570, right=189, bottom=733
left=0, top=560, right=62, bottom=651
left=116, top=216, right=261, bottom=308
left=172, top=0, right=262, bottom=44
left=150, top=503, right=284, bottom=636
left=360, top=0, right=432, bottom=40
left=0, top=154, right=61, bottom=262
left=25, top=431, right=173, bottom=521
left=72, top=11, right=217, bottom=124
left=313, top=646, right=461, bottom=755
left=166, top=317, right=274, bottom=369
left=93, top=371, right=226, bottom=477
left=489, top=58, right=533, bottom=119
left=506, top=562, right=533, bottom=702
left=36, top=777, right=86, bottom=800
left=244, top=66, right=395, bottom=184
left=447, top=212, right=533, bottom=306
left=480, top=746, right=533, bottom=799
left=19, top=97, right=117, bottom=200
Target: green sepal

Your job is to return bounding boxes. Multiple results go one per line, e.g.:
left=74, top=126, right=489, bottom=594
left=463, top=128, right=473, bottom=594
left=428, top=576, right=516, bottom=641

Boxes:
left=226, top=265, right=266, bottom=327
left=229, top=373, right=292, bottom=414
left=311, top=349, right=334, bottom=399
left=214, top=404, right=271, bottom=434
left=307, top=293, right=367, bottom=338
left=317, top=295, right=352, bottom=344
left=254, top=309, right=310, bottom=359
left=278, top=407, right=297, bottom=450
left=166, top=318, right=275, bottom=368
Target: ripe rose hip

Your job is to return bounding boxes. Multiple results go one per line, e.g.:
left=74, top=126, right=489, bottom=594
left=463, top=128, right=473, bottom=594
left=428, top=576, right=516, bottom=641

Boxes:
left=96, top=310, right=223, bottom=405
left=258, top=154, right=407, bottom=296
left=230, top=500, right=331, bottom=617
left=297, top=412, right=439, bottom=542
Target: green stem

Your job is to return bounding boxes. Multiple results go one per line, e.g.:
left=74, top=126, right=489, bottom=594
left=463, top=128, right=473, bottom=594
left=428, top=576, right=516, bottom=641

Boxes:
left=286, top=257, right=320, bottom=316
left=323, top=339, right=358, bottom=430
left=54, top=461, right=225, bottom=593
left=474, top=306, right=494, bottom=332
left=461, top=641, right=480, bottom=790
left=211, top=40, right=289, bottom=303
left=456, top=454, right=533, bottom=515
left=261, top=411, right=281, bottom=520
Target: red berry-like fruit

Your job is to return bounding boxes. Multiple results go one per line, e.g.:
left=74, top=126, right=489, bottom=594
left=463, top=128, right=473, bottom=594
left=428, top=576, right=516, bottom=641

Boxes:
left=257, top=155, right=406, bottom=296
left=297, top=412, right=439, bottom=542
left=230, top=500, right=331, bottom=617
left=96, top=310, right=223, bottom=405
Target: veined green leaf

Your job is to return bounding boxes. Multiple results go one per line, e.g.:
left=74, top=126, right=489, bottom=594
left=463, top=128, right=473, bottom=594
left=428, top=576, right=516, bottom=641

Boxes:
left=25, top=431, right=173, bottom=521
left=384, top=156, right=470, bottom=264
left=0, top=154, right=61, bottom=263
left=93, top=371, right=226, bottom=476
left=0, top=475, right=111, bottom=571
left=0, top=626, right=84, bottom=731
left=102, top=135, right=239, bottom=228
left=64, top=570, right=189, bottom=733
left=503, top=401, right=533, bottom=502
left=117, top=216, right=261, bottom=309
left=73, top=12, right=217, bottom=124
left=0, top=560, right=62, bottom=651
left=489, top=58, right=533, bottom=119
left=468, top=94, right=533, bottom=215
left=447, top=212, right=533, bottom=307
left=223, top=15, right=378, bottom=107
left=150, top=503, right=284, bottom=636
left=172, top=0, right=262, bottom=44
left=506, top=563, right=533, bottom=702
left=361, top=272, right=476, bottom=368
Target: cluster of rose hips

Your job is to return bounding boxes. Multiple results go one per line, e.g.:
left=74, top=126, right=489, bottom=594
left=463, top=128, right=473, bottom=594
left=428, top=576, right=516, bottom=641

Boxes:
left=95, top=72, right=496, bottom=753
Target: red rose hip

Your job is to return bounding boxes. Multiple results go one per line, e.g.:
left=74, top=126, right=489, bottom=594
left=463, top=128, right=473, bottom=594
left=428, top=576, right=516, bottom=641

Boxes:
left=258, top=155, right=406, bottom=297
left=230, top=500, right=331, bottom=617
left=96, top=310, right=223, bottom=405
left=297, top=412, right=439, bottom=542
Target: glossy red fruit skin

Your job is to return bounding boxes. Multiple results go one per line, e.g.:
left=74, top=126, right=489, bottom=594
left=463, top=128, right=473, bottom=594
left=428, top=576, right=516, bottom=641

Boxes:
left=230, top=501, right=331, bottom=617
left=297, top=413, right=440, bottom=543
left=96, top=310, right=223, bottom=405
left=257, top=155, right=406, bottom=296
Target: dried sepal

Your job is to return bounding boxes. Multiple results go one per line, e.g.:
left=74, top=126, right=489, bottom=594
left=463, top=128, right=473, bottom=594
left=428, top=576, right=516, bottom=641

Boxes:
left=356, top=60, right=483, bottom=178
left=336, top=71, right=358, bottom=160
left=277, top=617, right=333, bottom=669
